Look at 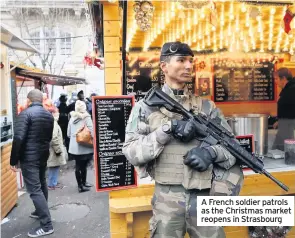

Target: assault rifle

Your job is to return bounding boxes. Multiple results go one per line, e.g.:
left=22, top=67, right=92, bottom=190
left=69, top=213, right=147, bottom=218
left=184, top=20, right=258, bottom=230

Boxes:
left=144, top=87, right=289, bottom=192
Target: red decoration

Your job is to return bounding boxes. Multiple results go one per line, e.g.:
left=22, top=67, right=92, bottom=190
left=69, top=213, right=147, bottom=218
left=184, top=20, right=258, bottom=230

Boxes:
left=93, top=58, right=104, bottom=69
left=282, top=8, right=295, bottom=34
left=198, top=61, right=206, bottom=70
left=0, top=62, right=4, bottom=69
left=83, top=54, right=104, bottom=70
left=84, top=55, right=92, bottom=65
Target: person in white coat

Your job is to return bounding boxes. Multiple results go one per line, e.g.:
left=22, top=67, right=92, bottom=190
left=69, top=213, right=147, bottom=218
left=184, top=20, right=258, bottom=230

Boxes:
left=67, top=100, right=94, bottom=193
left=47, top=110, right=67, bottom=189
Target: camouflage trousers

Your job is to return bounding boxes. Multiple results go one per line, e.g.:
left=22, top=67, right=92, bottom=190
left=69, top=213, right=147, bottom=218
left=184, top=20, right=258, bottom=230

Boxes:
left=149, top=183, right=226, bottom=238
left=249, top=226, right=292, bottom=238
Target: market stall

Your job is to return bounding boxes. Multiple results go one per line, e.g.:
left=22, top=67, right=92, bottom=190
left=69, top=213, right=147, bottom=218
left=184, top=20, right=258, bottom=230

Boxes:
left=0, top=24, right=40, bottom=219
left=89, top=1, right=295, bottom=237
left=10, top=65, right=87, bottom=115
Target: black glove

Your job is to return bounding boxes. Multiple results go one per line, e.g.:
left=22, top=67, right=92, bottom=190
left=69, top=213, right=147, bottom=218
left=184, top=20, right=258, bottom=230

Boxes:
left=183, top=147, right=217, bottom=172
left=171, top=119, right=196, bottom=142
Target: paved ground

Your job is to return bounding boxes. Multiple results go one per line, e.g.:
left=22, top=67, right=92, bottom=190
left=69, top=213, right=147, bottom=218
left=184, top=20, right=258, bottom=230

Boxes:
left=1, top=161, right=110, bottom=238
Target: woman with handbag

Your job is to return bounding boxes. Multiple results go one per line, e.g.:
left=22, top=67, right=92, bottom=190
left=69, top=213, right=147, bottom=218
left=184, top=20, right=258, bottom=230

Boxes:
left=67, top=100, right=93, bottom=193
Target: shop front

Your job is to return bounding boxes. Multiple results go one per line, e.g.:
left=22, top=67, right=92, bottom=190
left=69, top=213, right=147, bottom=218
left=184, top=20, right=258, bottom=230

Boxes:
left=89, top=1, right=295, bottom=237
left=0, top=24, right=41, bottom=219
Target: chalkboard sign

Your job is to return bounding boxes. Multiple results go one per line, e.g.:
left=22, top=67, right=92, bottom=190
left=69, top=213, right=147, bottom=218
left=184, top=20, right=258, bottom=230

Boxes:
left=213, top=60, right=275, bottom=102
left=92, top=96, right=137, bottom=192
left=126, top=55, right=195, bottom=101
left=236, top=134, right=254, bottom=170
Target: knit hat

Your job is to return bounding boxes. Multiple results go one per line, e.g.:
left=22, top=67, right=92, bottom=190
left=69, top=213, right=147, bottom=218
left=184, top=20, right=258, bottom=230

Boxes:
left=77, top=90, right=84, bottom=96
left=75, top=100, right=86, bottom=113
left=27, top=89, right=43, bottom=103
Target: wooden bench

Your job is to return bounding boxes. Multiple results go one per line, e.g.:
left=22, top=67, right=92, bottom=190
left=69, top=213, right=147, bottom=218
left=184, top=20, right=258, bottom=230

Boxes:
left=109, top=171, right=295, bottom=238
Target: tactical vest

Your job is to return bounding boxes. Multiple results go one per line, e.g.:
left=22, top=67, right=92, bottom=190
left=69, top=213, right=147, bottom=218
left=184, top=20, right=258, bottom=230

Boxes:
left=146, top=96, right=214, bottom=190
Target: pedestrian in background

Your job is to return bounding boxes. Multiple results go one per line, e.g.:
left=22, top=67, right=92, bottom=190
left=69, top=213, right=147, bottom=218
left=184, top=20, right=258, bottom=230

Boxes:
left=10, top=89, right=54, bottom=237
left=47, top=108, right=67, bottom=190
left=57, top=93, right=70, bottom=153
left=86, top=92, right=97, bottom=118
left=67, top=91, right=78, bottom=113
left=272, top=67, right=295, bottom=150
left=57, top=93, right=69, bottom=141
left=67, top=100, right=94, bottom=193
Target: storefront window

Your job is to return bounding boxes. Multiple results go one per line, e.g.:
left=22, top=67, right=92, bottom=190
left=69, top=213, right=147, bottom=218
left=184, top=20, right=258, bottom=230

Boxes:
left=29, top=28, right=71, bottom=56
left=60, top=31, right=72, bottom=55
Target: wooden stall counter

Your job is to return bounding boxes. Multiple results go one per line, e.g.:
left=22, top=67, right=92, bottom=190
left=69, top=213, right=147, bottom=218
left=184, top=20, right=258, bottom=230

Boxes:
left=1, top=142, right=18, bottom=219
left=109, top=170, right=295, bottom=238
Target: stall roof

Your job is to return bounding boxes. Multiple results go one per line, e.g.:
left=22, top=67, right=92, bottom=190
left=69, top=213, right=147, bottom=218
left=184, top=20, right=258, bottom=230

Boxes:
left=1, top=24, right=40, bottom=53
left=19, top=70, right=86, bottom=86
left=126, top=0, right=294, bottom=53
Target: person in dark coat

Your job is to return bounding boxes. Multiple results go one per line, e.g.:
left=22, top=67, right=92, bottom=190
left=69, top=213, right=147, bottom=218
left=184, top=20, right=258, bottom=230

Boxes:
left=57, top=93, right=70, bottom=152
left=86, top=92, right=97, bottom=118
left=10, top=89, right=54, bottom=237
left=67, top=92, right=78, bottom=113
left=77, top=90, right=91, bottom=114
left=68, top=90, right=91, bottom=114
left=57, top=93, right=69, bottom=139
left=272, top=68, right=295, bottom=151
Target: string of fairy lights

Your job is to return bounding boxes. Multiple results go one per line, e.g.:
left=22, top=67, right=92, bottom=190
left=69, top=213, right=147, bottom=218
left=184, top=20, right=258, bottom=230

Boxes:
left=126, top=0, right=295, bottom=56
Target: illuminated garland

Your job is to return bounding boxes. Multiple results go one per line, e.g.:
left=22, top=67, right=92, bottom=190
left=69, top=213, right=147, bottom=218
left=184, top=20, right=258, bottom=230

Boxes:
left=178, top=0, right=210, bottom=9
left=128, top=47, right=286, bottom=59
left=236, top=0, right=292, bottom=6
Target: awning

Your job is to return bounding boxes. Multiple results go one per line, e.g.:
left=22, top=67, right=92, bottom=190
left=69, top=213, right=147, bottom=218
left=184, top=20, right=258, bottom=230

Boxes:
left=19, top=70, right=86, bottom=86
left=1, top=24, right=40, bottom=53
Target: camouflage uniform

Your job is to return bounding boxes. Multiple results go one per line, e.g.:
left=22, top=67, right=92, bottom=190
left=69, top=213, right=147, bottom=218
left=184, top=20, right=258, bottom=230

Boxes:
left=249, top=226, right=292, bottom=238
left=122, top=84, right=244, bottom=238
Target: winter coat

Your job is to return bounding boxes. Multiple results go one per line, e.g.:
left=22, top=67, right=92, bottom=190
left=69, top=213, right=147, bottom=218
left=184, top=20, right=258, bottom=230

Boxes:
left=67, top=111, right=94, bottom=156
left=86, top=98, right=93, bottom=117
left=10, top=102, right=54, bottom=166
left=47, top=120, right=67, bottom=167
left=58, top=102, right=69, bottom=126
left=272, top=79, right=295, bottom=150
left=58, top=102, right=69, bottom=139
left=277, top=78, right=295, bottom=119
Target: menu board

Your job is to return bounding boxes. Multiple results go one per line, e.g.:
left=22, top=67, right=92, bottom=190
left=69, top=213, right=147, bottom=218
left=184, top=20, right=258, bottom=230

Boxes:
left=213, top=61, right=275, bottom=102
left=126, top=55, right=195, bottom=101
left=236, top=134, right=254, bottom=170
left=93, top=96, right=137, bottom=192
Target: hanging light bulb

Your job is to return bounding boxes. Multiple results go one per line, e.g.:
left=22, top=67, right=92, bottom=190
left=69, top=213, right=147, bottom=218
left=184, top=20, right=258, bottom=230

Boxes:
left=241, top=3, right=247, bottom=13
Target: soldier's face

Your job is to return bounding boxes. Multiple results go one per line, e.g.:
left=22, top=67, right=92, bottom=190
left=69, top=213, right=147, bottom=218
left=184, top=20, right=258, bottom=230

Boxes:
left=161, top=56, right=194, bottom=83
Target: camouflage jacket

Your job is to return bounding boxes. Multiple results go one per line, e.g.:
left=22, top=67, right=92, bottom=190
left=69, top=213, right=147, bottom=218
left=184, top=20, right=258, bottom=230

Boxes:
left=122, top=84, right=237, bottom=179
